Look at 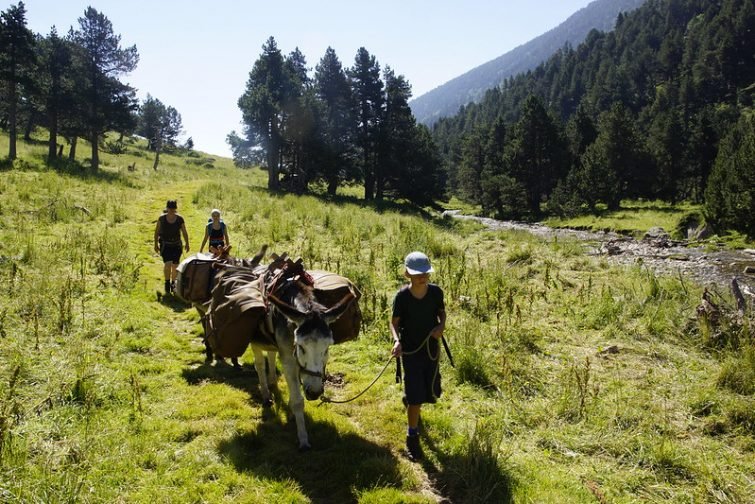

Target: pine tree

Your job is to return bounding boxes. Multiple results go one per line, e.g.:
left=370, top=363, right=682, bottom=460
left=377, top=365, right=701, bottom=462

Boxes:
left=38, top=27, right=75, bottom=162
left=0, top=1, right=35, bottom=160
left=71, top=7, right=138, bottom=171
left=238, top=37, right=288, bottom=190
left=314, top=47, right=355, bottom=195
left=704, top=114, right=755, bottom=237
left=379, top=67, right=414, bottom=200
left=349, top=47, right=384, bottom=200
left=137, top=95, right=182, bottom=170
left=504, top=95, right=567, bottom=217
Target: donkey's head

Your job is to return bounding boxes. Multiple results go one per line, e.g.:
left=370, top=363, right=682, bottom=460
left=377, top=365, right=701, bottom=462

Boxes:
left=270, top=285, right=354, bottom=400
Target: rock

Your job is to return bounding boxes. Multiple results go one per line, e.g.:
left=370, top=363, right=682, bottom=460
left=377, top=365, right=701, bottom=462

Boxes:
left=643, top=227, right=672, bottom=248
left=688, top=223, right=713, bottom=241
left=598, top=345, right=620, bottom=356
left=745, top=266, right=755, bottom=275
left=601, top=242, right=622, bottom=255
left=743, top=249, right=755, bottom=257
left=644, top=227, right=670, bottom=240
left=696, top=224, right=714, bottom=240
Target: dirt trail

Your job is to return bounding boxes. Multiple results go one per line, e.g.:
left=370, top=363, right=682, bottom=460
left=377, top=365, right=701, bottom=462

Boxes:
left=449, top=211, right=755, bottom=296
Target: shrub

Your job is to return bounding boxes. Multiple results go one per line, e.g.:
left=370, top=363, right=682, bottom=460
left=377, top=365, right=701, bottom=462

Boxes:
left=717, top=345, right=755, bottom=395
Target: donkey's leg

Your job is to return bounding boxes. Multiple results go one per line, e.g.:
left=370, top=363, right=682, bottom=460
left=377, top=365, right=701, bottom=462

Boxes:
left=266, top=350, right=278, bottom=386
left=279, top=350, right=310, bottom=450
left=252, top=347, right=273, bottom=407
left=196, top=307, right=212, bottom=364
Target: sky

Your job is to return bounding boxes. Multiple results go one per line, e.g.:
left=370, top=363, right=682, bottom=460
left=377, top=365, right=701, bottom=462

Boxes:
left=20, top=0, right=595, bottom=157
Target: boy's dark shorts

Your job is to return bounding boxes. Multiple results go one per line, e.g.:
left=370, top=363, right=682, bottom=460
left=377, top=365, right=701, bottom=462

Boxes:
left=402, top=355, right=441, bottom=405
left=161, top=244, right=182, bottom=264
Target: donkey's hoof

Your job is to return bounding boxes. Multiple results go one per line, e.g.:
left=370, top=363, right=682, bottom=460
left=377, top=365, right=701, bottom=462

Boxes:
left=262, top=398, right=273, bottom=408
left=298, top=443, right=312, bottom=452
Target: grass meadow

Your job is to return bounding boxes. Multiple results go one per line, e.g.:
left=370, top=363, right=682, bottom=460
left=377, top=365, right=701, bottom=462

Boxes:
left=0, top=131, right=753, bottom=503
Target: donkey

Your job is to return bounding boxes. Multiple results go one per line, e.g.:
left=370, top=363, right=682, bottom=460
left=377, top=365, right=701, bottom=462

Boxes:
left=258, top=279, right=355, bottom=450
left=192, top=244, right=268, bottom=367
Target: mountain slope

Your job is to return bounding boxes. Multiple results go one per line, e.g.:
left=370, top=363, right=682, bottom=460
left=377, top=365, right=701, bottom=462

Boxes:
left=410, top=0, right=647, bottom=125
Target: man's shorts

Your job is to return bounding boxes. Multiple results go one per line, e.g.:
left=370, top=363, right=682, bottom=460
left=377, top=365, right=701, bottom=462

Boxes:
left=402, top=355, right=441, bottom=405
left=161, top=244, right=182, bottom=264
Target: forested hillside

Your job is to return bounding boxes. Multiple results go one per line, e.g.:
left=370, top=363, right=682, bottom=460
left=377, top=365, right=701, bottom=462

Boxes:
left=410, top=0, right=647, bottom=125
left=433, top=0, right=755, bottom=237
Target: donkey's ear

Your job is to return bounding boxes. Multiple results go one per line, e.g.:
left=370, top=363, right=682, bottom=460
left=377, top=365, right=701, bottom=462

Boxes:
left=323, top=292, right=355, bottom=325
left=269, top=294, right=307, bottom=325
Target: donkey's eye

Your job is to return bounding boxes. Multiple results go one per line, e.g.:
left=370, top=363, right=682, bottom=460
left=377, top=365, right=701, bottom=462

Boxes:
left=297, top=345, right=306, bottom=354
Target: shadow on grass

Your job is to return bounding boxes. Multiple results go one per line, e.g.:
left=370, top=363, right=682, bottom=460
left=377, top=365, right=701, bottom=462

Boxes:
left=156, top=291, right=189, bottom=313
left=245, top=185, right=461, bottom=231
left=218, top=417, right=402, bottom=502
left=422, top=432, right=514, bottom=504
left=181, top=360, right=265, bottom=399
left=45, top=155, right=132, bottom=185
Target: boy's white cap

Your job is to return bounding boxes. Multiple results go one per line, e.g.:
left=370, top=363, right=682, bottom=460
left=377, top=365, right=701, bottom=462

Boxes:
left=210, top=208, right=221, bottom=217
left=405, top=251, right=434, bottom=275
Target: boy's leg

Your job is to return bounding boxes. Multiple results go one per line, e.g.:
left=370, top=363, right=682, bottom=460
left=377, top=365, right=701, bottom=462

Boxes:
left=406, top=404, right=423, bottom=460
left=407, top=404, right=421, bottom=430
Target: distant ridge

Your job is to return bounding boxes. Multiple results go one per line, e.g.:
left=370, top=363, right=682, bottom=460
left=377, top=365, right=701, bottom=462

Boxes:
left=410, top=0, right=647, bottom=125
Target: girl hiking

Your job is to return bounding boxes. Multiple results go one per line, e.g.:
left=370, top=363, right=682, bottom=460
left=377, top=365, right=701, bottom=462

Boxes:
left=200, top=209, right=230, bottom=254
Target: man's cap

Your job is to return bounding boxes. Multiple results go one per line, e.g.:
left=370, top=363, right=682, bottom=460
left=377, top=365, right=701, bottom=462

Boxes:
left=166, top=200, right=178, bottom=209
left=404, top=251, right=434, bottom=275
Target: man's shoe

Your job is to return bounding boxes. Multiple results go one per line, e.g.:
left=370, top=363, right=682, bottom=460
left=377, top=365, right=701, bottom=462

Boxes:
left=406, top=433, right=423, bottom=461
left=164, top=280, right=171, bottom=294
left=170, top=281, right=176, bottom=293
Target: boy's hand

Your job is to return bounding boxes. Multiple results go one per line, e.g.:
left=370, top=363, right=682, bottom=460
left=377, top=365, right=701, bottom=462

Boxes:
left=391, top=340, right=402, bottom=358
left=430, top=324, right=445, bottom=340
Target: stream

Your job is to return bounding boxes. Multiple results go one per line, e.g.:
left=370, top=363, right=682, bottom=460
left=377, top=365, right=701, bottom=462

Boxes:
left=448, top=211, right=755, bottom=298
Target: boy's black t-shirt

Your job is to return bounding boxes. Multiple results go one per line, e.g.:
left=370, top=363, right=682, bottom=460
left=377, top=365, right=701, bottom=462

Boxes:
left=392, top=284, right=445, bottom=357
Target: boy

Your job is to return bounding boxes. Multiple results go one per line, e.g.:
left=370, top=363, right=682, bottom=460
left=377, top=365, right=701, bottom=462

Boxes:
left=391, top=251, right=446, bottom=461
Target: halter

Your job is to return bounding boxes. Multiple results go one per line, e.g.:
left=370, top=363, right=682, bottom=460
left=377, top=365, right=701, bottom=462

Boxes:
left=294, top=344, right=325, bottom=381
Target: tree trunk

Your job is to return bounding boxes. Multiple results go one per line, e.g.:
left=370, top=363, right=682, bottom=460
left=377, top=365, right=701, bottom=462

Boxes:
left=57, top=144, right=64, bottom=157
left=47, top=112, right=58, bottom=162
left=8, top=81, right=17, bottom=160
left=69, top=136, right=77, bottom=160
left=267, top=145, right=280, bottom=191
left=24, top=112, right=35, bottom=142
left=376, top=163, right=384, bottom=201
left=363, top=150, right=374, bottom=201
left=90, top=132, right=99, bottom=170
left=327, top=178, right=338, bottom=196
left=153, top=145, right=161, bottom=171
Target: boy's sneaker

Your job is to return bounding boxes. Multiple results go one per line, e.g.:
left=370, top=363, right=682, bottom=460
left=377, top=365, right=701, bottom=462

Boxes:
left=164, top=280, right=171, bottom=294
left=406, top=433, right=423, bottom=461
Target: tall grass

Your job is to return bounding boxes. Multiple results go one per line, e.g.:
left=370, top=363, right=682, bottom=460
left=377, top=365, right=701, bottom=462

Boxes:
left=0, top=130, right=754, bottom=502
